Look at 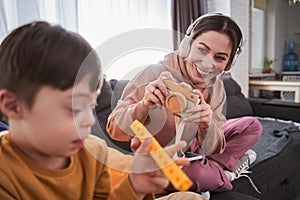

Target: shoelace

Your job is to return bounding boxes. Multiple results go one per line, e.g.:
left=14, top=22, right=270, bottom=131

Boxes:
left=235, top=163, right=261, bottom=194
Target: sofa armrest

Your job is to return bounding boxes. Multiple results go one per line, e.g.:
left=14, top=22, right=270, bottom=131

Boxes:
left=248, top=98, right=300, bottom=123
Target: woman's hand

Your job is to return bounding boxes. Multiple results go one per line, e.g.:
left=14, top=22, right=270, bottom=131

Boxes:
left=183, top=90, right=212, bottom=126
left=142, top=71, right=173, bottom=108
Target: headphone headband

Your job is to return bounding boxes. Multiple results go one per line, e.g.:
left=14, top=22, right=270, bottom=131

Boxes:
left=186, top=13, right=225, bottom=36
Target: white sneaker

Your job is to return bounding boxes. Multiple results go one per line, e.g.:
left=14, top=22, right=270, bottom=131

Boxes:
left=201, top=191, right=210, bottom=200
left=233, top=149, right=260, bottom=194
left=234, top=149, right=256, bottom=176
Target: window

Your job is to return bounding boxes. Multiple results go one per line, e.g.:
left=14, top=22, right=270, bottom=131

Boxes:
left=1, top=0, right=172, bottom=80
left=250, top=6, right=265, bottom=71
left=77, top=0, right=172, bottom=79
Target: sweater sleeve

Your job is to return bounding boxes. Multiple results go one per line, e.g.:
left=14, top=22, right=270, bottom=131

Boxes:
left=108, top=175, right=154, bottom=200
left=88, top=136, right=154, bottom=200
left=106, top=79, right=151, bottom=141
left=106, top=65, right=167, bottom=142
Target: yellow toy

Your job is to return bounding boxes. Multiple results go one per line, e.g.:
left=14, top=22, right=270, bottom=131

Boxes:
left=130, top=120, right=193, bottom=191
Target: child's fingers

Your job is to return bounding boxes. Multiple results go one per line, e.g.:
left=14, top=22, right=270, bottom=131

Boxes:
left=130, top=137, right=141, bottom=152
left=132, top=137, right=159, bottom=173
left=175, top=157, right=190, bottom=167
left=134, top=137, right=153, bottom=154
left=148, top=176, right=170, bottom=190
left=164, top=141, right=187, bottom=157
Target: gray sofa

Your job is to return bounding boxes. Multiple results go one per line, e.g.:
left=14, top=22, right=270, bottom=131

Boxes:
left=93, top=75, right=300, bottom=200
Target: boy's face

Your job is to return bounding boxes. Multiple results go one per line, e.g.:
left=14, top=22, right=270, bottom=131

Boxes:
left=18, top=73, right=100, bottom=159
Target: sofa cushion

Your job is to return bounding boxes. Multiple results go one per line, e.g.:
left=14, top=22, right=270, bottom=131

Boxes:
left=110, top=79, right=130, bottom=109
left=93, top=78, right=131, bottom=153
left=221, top=76, right=254, bottom=119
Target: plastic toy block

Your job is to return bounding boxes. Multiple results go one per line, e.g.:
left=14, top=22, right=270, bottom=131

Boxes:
left=130, top=120, right=193, bottom=191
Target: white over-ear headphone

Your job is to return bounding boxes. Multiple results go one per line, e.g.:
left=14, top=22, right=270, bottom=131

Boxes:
left=178, top=13, right=245, bottom=70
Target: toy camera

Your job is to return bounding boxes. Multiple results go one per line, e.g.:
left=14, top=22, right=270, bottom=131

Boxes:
left=162, top=79, right=199, bottom=117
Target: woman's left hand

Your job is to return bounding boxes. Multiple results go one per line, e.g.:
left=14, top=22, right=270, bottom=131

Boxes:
left=183, top=90, right=212, bottom=126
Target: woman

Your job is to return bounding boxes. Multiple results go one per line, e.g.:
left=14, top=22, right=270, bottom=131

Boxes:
left=106, top=13, right=262, bottom=193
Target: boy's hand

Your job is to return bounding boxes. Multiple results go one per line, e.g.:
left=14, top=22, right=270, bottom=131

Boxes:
left=129, top=138, right=188, bottom=199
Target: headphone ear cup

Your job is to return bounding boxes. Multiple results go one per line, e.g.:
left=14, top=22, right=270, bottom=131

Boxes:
left=226, top=47, right=242, bottom=71
left=179, top=35, right=192, bottom=58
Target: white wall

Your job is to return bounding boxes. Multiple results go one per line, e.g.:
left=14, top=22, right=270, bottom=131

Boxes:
left=208, top=0, right=251, bottom=97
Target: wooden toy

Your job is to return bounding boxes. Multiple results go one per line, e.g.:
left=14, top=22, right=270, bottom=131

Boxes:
left=130, top=119, right=193, bottom=191
left=162, top=78, right=199, bottom=116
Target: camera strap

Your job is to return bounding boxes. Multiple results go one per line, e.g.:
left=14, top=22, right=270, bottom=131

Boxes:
left=173, top=117, right=186, bottom=159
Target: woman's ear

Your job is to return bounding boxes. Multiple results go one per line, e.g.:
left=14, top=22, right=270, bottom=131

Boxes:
left=0, top=89, right=23, bottom=119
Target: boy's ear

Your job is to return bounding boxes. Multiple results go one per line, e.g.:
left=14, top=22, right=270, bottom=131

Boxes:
left=0, top=89, right=23, bottom=119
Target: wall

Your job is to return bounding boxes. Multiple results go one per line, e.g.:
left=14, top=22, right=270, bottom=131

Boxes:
left=208, top=0, right=251, bottom=97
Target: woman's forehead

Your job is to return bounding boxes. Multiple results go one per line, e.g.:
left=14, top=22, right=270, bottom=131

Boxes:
left=194, top=31, right=232, bottom=53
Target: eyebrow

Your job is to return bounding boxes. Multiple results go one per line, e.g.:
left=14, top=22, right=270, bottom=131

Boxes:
left=198, top=42, right=229, bottom=57
left=69, top=93, right=93, bottom=102
left=72, top=93, right=90, bottom=98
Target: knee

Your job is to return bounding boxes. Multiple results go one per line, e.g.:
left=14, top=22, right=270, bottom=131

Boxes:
left=248, top=117, right=262, bottom=136
left=182, top=160, right=233, bottom=192
left=230, top=116, right=262, bottom=140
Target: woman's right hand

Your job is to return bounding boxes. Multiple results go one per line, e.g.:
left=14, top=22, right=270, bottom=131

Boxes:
left=142, top=71, right=173, bottom=108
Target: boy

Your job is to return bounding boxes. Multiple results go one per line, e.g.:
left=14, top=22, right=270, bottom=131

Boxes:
left=0, top=21, right=203, bottom=200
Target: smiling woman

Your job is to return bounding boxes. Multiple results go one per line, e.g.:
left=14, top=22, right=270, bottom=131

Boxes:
left=106, top=13, right=263, bottom=195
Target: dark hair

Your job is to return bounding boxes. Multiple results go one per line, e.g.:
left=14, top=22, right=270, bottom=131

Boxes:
left=0, top=21, right=101, bottom=108
left=191, top=15, right=243, bottom=70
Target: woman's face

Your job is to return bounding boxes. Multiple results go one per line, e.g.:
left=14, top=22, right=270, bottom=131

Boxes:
left=185, top=31, right=232, bottom=84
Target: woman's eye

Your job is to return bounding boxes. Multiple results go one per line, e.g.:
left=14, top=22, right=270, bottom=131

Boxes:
left=198, top=47, right=208, bottom=55
left=215, top=56, right=226, bottom=61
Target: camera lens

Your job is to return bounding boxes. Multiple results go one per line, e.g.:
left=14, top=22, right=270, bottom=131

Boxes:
left=165, top=92, right=187, bottom=113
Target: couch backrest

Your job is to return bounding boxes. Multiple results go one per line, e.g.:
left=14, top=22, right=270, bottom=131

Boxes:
left=221, top=76, right=254, bottom=119
left=93, top=76, right=254, bottom=151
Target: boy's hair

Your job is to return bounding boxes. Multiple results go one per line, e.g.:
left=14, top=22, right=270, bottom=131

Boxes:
left=0, top=21, right=101, bottom=109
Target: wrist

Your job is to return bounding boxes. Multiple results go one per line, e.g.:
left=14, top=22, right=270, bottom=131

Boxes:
left=129, top=173, right=146, bottom=199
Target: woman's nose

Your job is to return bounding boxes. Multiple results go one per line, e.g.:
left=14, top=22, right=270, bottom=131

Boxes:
left=200, top=54, right=216, bottom=70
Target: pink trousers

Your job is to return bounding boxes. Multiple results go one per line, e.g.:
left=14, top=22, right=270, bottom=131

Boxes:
left=181, top=116, right=262, bottom=192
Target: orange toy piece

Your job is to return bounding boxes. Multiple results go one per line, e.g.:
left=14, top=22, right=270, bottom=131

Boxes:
left=130, top=120, right=193, bottom=191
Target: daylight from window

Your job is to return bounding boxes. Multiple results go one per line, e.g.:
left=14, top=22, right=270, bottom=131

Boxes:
left=0, top=0, right=173, bottom=79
